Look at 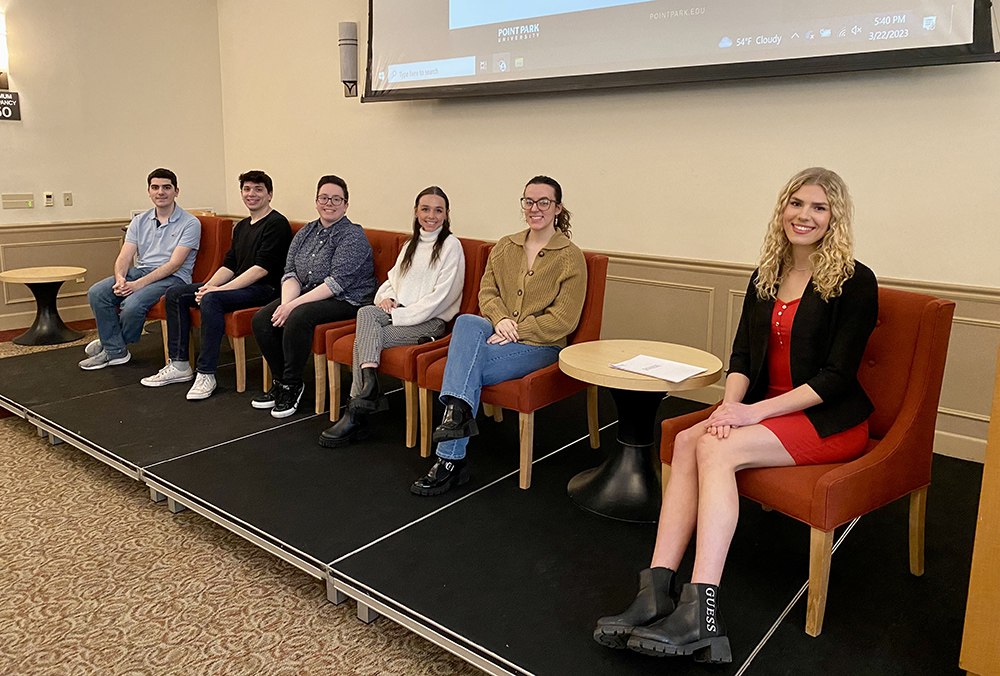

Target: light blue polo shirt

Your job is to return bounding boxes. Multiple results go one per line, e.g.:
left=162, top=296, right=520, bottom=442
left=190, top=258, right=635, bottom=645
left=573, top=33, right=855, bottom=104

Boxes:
left=125, top=206, right=201, bottom=283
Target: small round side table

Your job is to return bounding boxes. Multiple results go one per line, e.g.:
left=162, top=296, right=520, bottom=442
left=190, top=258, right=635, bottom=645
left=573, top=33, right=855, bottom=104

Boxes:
left=559, top=339, right=722, bottom=523
left=0, top=266, right=88, bottom=345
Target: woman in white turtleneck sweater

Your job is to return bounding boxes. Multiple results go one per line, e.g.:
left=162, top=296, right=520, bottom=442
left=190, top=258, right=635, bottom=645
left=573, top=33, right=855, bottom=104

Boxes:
left=319, top=186, right=465, bottom=447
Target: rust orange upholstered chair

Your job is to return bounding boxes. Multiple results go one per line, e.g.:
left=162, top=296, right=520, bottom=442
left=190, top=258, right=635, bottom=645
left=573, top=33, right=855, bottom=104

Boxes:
left=147, top=215, right=234, bottom=364
left=325, top=237, right=492, bottom=447
left=251, top=228, right=405, bottom=413
left=659, top=288, right=955, bottom=637
left=417, top=251, right=609, bottom=488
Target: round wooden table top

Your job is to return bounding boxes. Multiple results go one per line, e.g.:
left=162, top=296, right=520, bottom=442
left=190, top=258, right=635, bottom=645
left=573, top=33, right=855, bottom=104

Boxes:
left=0, top=266, right=87, bottom=284
left=559, top=339, right=724, bottom=392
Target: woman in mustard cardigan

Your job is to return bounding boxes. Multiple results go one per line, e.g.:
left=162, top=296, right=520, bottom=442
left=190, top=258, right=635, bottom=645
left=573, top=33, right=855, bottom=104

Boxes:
left=411, top=176, right=588, bottom=497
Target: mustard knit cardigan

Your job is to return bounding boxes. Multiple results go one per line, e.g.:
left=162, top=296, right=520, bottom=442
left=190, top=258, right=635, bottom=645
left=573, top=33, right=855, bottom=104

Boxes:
left=478, top=229, right=588, bottom=348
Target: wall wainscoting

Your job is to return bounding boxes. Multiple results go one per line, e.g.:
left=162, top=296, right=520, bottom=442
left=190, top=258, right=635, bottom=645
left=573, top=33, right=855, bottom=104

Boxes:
left=0, top=223, right=996, bottom=462
left=599, top=251, right=1000, bottom=464
left=0, top=220, right=127, bottom=331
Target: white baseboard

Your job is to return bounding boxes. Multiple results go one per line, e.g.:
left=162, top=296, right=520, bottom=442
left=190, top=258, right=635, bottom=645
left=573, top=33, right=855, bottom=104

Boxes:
left=933, top=430, right=987, bottom=463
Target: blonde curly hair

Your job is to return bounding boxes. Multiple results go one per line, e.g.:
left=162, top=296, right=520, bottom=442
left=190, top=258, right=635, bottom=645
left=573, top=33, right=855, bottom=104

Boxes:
left=755, top=167, right=856, bottom=301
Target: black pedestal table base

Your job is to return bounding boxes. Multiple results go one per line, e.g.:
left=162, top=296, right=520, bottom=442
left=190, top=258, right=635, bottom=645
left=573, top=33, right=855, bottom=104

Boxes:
left=13, top=281, right=85, bottom=346
left=567, top=387, right=665, bottom=523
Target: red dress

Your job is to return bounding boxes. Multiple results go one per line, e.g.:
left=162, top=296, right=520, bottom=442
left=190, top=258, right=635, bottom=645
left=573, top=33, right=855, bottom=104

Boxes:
left=758, top=298, right=869, bottom=466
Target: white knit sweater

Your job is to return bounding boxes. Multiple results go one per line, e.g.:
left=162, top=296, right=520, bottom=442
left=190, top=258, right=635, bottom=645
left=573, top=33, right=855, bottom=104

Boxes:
left=374, top=228, right=465, bottom=327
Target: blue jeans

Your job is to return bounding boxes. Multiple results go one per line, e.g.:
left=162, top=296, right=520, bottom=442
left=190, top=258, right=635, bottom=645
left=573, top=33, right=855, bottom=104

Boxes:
left=165, top=282, right=277, bottom=374
left=436, top=314, right=560, bottom=460
left=87, top=267, right=185, bottom=358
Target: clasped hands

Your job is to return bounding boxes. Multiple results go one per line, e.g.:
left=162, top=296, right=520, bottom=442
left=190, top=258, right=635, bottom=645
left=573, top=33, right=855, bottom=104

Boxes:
left=112, top=276, right=143, bottom=297
left=703, top=402, right=763, bottom=439
left=487, top=318, right=518, bottom=345
left=194, top=285, right=221, bottom=304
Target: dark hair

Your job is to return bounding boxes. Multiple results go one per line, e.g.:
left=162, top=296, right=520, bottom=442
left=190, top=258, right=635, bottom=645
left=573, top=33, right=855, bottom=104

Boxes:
left=399, top=186, right=452, bottom=276
left=316, top=175, right=349, bottom=202
left=525, top=175, right=572, bottom=237
left=239, top=170, right=273, bottom=193
left=147, top=168, right=178, bottom=188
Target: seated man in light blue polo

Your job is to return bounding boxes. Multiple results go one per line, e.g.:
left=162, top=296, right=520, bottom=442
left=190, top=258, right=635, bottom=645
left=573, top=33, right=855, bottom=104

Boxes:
left=80, top=168, right=201, bottom=370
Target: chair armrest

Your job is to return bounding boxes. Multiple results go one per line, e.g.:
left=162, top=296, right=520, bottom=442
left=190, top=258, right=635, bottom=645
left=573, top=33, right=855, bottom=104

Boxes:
left=809, top=410, right=934, bottom=530
left=660, top=403, right=719, bottom=464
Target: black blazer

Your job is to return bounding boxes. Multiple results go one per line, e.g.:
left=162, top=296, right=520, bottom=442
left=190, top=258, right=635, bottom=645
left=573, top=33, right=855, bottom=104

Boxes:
left=728, top=261, right=879, bottom=438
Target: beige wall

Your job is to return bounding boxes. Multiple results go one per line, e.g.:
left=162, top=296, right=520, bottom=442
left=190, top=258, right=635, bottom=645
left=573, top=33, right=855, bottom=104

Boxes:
left=217, top=0, right=1000, bottom=289
left=0, top=0, right=228, bottom=223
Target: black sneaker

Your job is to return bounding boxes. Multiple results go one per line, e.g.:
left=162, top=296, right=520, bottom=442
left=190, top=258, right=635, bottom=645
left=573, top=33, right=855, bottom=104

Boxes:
left=252, top=380, right=281, bottom=409
left=271, top=381, right=305, bottom=419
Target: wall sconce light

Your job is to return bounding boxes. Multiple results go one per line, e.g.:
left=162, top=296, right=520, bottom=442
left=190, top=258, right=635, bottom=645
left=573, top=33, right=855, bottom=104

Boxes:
left=0, top=10, right=10, bottom=90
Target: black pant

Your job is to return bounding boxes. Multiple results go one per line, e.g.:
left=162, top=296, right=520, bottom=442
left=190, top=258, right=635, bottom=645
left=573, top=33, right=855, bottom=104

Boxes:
left=165, top=282, right=277, bottom=374
left=251, top=296, right=359, bottom=386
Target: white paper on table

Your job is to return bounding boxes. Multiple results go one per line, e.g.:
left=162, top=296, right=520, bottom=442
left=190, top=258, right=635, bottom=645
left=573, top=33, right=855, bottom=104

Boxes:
left=609, top=354, right=707, bottom=383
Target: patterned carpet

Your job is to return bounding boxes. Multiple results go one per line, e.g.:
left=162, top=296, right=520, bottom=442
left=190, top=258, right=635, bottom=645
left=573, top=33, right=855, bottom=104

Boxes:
left=0, top=332, right=479, bottom=676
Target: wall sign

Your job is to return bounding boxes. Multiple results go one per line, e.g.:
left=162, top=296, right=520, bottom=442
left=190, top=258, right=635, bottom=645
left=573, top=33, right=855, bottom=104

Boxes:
left=0, top=91, right=21, bottom=121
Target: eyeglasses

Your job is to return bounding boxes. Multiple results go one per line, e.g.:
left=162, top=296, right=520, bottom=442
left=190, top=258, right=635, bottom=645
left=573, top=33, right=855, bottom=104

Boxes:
left=520, top=197, right=556, bottom=211
left=316, top=195, right=346, bottom=206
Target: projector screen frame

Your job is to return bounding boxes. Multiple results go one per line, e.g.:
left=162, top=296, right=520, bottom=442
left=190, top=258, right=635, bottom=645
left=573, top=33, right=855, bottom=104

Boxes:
left=362, top=0, right=998, bottom=102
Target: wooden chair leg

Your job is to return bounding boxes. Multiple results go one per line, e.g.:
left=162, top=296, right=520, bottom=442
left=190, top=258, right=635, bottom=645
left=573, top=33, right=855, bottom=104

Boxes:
left=419, top=387, right=434, bottom=458
left=587, top=385, right=600, bottom=448
left=328, top=360, right=341, bottom=422
left=806, top=528, right=834, bottom=637
left=314, top=353, right=326, bottom=414
left=909, top=486, right=928, bottom=576
left=519, top=411, right=535, bottom=489
left=482, top=404, right=503, bottom=422
left=404, top=381, right=418, bottom=448
left=263, top=359, right=271, bottom=392
left=160, top=320, right=169, bottom=364
left=232, top=336, right=246, bottom=393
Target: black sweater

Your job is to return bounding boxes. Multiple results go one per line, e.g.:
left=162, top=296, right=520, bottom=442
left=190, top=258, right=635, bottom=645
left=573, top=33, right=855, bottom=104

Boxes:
left=728, top=261, right=879, bottom=438
left=222, top=210, right=292, bottom=289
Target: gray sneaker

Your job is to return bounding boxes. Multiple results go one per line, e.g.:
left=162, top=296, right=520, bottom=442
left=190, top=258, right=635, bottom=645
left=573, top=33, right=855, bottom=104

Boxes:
left=84, top=339, right=103, bottom=356
left=186, top=373, right=217, bottom=400
left=79, top=350, right=131, bottom=371
left=141, top=361, right=194, bottom=387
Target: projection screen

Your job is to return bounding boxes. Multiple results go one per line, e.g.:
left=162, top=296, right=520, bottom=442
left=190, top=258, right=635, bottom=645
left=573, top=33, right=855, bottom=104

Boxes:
left=364, top=0, right=996, bottom=101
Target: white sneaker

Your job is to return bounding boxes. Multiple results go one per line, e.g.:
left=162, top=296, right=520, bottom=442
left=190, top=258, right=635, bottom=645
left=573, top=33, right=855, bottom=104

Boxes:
left=84, top=339, right=103, bottom=356
left=79, top=350, right=131, bottom=371
left=186, top=373, right=217, bottom=400
left=140, top=361, right=195, bottom=387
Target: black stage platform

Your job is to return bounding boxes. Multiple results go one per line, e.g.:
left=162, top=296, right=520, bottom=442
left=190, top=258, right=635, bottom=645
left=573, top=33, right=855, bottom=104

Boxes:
left=0, top=334, right=983, bottom=676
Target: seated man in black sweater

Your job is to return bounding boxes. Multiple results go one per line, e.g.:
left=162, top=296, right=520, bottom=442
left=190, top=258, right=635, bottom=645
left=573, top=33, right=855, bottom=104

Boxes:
left=140, top=170, right=292, bottom=400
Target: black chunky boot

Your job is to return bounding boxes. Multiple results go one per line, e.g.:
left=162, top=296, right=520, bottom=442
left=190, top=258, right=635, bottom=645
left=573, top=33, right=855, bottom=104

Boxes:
left=350, top=367, right=388, bottom=413
left=432, top=399, right=478, bottom=442
left=594, top=567, right=679, bottom=649
left=318, top=408, right=370, bottom=448
left=627, top=583, right=731, bottom=664
left=410, top=457, right=469, bottom=496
